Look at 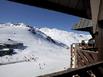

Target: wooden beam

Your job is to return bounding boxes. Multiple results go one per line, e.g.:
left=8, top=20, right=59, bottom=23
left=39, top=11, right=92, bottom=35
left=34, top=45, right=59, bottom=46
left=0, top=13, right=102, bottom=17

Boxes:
left=39, top=61, right=103, bottom=77
left=90, top=0, right=100, bottom=33
left=8, top=0, right=91, bottom=19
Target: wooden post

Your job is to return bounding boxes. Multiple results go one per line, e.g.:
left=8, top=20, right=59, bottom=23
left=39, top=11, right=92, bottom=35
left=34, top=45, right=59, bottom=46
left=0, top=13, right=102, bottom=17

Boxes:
left=96, top=21, right=103, bottom=61
left=90, top=0, right=103, bottom=61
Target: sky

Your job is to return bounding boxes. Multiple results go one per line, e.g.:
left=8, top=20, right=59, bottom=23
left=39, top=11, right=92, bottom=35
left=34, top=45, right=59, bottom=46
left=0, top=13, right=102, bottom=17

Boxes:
left=0, top=0, right=87, bottom=33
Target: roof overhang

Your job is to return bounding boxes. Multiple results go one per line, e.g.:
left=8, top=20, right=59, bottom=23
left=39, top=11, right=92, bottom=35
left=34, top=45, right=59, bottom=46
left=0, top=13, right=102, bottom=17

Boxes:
left=8, top=0, right=92, bottom=19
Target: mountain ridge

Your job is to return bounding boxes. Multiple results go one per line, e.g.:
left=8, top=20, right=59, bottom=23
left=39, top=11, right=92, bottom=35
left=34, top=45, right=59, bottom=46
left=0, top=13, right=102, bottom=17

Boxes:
left=40, top=27, right=91, bottom=46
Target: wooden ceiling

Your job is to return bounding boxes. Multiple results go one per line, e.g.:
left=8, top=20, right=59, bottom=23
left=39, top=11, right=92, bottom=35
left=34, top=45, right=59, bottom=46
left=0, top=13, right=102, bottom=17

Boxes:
left=8, top=0, right=91, bottom=19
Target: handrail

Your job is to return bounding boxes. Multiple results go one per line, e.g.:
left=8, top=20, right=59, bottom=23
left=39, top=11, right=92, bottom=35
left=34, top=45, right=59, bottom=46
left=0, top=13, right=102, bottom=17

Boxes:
left=39, top=61, right=103, bottom=77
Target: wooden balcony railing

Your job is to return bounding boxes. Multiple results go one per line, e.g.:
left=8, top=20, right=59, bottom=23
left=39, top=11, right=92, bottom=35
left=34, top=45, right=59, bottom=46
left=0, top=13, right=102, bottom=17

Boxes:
left=39, top=61, right=103, bottom=77
left=71, top=43, right=98, bottom=68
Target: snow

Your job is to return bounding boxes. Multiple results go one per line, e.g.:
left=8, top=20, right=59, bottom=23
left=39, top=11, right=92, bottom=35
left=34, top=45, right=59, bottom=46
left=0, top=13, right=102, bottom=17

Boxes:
left=0, top=23, right=70, bottom=77
left=0, top=23, right=91, bottom=77
left=40, top=27, right=91, bottom=46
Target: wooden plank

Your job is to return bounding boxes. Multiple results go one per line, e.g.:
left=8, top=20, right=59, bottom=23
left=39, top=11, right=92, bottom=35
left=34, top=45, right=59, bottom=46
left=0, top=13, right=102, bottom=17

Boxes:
left=96, top=21, right=103, bottom=61
left=39, top=61, right=103, bottom=77
left=8, top=0, right=91, bottom=19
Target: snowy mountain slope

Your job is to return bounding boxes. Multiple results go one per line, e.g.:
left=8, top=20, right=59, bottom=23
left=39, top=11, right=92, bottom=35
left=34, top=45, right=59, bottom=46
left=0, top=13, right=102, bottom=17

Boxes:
left=0, top=23, right=91, bottom=77
left=40, top=27, right=91, bottom=46
left=0, top=23, right=70, bottom=77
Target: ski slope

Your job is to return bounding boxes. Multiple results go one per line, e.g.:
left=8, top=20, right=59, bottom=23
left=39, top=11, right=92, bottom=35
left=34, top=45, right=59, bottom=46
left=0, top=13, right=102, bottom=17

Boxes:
left=0, top=23, right=70, bottom=77
left=0, top=23, right=91, bottom=77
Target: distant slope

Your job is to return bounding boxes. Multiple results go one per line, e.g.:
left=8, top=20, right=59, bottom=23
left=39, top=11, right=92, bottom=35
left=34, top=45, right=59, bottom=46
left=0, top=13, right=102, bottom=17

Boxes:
left=40, top=27, right=91, bottom=46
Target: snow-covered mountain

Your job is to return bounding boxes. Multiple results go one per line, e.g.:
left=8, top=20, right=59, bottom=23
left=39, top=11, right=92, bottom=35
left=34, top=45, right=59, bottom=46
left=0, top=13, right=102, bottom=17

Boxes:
left=40, top=27, right=91, bottom=46
left=0, top=23, right=70, bottom=77
left=0, top=23, right=91, bottom=77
